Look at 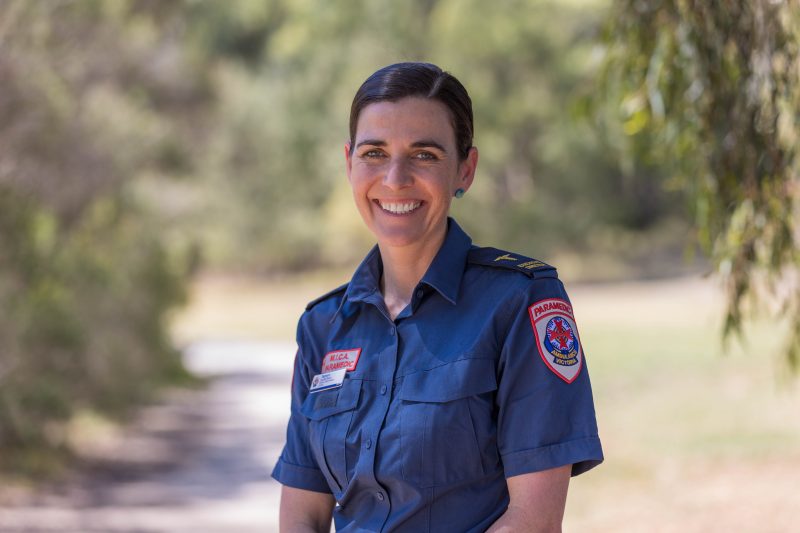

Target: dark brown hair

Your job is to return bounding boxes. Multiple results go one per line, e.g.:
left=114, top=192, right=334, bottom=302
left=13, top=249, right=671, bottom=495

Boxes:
left=349, top=62, right=474, bottom=160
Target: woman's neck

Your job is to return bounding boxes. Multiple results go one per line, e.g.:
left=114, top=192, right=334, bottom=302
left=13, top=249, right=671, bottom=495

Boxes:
left=378, top=226, right=447, bottom=320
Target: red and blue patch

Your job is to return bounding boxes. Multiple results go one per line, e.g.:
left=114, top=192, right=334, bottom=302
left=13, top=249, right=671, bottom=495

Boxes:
left=528, top=298, right=583, bottom=383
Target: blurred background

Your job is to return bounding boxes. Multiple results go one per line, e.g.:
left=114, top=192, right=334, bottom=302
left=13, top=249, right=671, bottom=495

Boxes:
left=0, top=0, right=798, bottom=531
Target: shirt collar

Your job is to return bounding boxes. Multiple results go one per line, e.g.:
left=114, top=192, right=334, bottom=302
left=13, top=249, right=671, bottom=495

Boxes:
left=419, top=217, right=472, bottom=305
left=343, top=245, right=383, bottom=305
left=339, top=217, right=472, bottom=314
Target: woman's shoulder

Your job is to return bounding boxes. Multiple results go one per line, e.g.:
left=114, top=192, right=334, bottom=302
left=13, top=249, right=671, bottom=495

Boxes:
left=296, top=282, right=349, bottom=340
left=304, top=281, right=349, bottom=313
left=466, top=245, right=559, bottom=281
left=464, top=247, right=569, bottom=321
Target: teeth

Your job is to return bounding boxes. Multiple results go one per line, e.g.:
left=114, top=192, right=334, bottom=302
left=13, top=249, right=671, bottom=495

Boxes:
left=379, top=201, right=421, bottom=214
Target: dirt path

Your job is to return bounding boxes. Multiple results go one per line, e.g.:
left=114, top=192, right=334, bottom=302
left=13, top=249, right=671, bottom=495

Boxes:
left=0, top=340, right=294, bottom=533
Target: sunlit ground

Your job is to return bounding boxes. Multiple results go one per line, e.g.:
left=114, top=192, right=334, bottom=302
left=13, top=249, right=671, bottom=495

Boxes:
left=3, top=274, right=796, bottom=532
left=562, top=279, right=800, bottom=532
left=173, top=272, right=800, bottom=533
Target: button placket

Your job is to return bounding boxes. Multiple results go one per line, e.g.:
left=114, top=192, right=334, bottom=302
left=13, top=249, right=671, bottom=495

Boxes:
left=374, top=323, right=400, bottom=512
left=359, top=316, right=399, bottom=524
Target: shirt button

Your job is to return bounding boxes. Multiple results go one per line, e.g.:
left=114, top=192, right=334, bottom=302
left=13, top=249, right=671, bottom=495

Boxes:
left=380, top=384, right=387, bottom=395
left=366, top=438, right=372, bottom=449
left=376, top=491, right=385, bottom=501
left=415, top=289, right=423, bottom=299
left=389, top=327, right=396, bottom=336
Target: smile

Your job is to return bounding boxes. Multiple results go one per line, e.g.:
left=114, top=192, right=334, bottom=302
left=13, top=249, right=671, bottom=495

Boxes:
left=376, top=200, right=423, bottom=215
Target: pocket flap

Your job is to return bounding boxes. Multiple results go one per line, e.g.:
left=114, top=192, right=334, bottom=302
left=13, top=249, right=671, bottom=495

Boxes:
left=301, top=378, right=361, bottom=420
left=399, top=358, right=497, bottom=403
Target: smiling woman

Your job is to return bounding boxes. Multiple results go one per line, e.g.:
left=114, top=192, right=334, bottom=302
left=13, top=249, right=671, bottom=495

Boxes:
left=272, top=63, right=603, bottom=532
left=345, top=97, right=477, bottom=268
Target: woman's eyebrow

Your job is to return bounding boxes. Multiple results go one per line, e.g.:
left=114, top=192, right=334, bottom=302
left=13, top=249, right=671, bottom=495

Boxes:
left=356, top=139, right=386, bottom=148
left=411, top=140, right=447, bottom=153
left=354, top=139, right=448, bottom=153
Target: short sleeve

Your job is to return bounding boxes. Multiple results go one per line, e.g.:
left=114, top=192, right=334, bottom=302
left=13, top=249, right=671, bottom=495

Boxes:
left=271, top=321, right=332, bottom=493
left=496, top=276, right=603, bottom=478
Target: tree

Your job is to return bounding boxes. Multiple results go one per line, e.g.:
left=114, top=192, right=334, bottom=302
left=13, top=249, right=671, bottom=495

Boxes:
left=180, top=0, right=683, bottom=274
left=595, top=0, right=800, bottom=369
left=0, top=0, right=200, bottom=465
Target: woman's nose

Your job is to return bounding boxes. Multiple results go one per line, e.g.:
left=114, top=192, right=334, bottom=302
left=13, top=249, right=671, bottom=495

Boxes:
left=383, top=158, right=413, bottom=189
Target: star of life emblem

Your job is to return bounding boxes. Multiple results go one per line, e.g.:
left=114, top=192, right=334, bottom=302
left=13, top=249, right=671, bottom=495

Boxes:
left=528, top=298, right=583, bottom=383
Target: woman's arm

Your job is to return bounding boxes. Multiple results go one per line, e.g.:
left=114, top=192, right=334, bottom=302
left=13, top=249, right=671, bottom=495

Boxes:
left=279, top=485, right=336, bottom=533
left=486, top=464, right=571, bottom=533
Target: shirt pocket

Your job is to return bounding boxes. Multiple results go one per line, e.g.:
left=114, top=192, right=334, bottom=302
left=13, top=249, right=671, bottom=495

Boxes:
left=300, top=377, right=362, bottom=494
left=399, top=358, right=499, bottom=488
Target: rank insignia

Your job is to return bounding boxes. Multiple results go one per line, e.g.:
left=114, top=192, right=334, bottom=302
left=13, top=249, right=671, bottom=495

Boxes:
left=321, top=348, right=361, bottom=373
left=528, top=298, right=583, bottom=383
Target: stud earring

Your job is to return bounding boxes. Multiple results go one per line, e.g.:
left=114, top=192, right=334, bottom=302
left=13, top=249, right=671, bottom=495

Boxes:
left=454, top=188, right=465, bottom=199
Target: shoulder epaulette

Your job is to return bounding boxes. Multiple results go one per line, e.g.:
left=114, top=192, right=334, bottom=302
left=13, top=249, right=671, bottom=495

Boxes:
left=305, top=282, right=349, bottom=311
left=467, top=247, right=558, bottom=279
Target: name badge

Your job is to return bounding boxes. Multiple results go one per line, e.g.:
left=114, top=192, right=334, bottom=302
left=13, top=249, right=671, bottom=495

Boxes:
left=309, top=368, right=347, bottom=393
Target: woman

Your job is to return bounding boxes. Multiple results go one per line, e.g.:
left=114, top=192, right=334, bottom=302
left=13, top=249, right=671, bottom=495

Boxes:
left=272, top=62, right=603, bottom=532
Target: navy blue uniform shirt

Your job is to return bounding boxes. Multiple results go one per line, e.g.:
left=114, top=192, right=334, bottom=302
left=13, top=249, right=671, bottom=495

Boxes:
left=272, top=218, right=603, bottom=532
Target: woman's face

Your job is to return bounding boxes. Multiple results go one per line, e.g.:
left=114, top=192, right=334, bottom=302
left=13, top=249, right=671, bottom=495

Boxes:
left=346, top=97, right=477, bottom=250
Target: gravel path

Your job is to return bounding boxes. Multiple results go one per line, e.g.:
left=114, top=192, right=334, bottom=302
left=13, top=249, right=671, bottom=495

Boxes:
left=0, top=340, right=295, bottom=533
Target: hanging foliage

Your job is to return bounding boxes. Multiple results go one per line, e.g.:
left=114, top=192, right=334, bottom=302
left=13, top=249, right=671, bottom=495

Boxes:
left=595, top=0, right=800, bottom=370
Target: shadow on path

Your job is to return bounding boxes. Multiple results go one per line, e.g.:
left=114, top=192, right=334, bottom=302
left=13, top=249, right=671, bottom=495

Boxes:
left=0, top=340, right=295, bottom=533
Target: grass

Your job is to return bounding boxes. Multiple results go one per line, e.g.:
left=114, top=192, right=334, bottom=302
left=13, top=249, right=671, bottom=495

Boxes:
left=173, top=272, right=800, bottom=533
left=565, top=278, right=800, bottom=532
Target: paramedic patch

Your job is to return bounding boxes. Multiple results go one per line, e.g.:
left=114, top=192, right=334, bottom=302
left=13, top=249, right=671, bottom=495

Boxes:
left=321, top=348, right=362, bottom=373
left=528, top=298, right=583, bottom=383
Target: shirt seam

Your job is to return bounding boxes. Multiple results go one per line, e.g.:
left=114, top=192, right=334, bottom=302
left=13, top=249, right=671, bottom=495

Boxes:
left=500, top=434, right=601, bottom=460
left=276, top=455, right=325, bottom=473
left=297, top=314, right=313, bottom=370
left=403, top=355, right=496, bottom=375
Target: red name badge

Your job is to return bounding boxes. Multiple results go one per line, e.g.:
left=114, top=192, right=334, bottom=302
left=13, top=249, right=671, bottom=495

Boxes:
left=321, top=348, right=361, bottom=373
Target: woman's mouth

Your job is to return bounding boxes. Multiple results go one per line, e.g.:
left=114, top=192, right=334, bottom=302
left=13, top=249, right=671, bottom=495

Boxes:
left=375, top=200, right=423, bottom=215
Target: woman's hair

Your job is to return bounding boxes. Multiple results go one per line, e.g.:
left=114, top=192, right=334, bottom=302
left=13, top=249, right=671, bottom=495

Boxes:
left=349, top=62, right=474, bottom=161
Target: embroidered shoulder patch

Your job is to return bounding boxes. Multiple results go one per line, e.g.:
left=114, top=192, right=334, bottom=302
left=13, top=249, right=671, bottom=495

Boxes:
left=321, top=348, right=361, bottom=373
left=528, top=298, right=583, bottom=383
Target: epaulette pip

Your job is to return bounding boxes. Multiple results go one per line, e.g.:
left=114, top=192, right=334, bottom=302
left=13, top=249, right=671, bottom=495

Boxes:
left=467, top=246, right=558, bottom=279
left=305, top=282, right=349, bottom=311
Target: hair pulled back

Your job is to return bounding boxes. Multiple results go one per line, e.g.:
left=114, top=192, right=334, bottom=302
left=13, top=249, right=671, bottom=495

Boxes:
left=349, top=62, right=474, bottom=161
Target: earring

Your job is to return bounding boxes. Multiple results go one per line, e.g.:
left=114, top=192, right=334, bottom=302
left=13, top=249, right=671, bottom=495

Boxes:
left=454, top=188, right=465, bottom=199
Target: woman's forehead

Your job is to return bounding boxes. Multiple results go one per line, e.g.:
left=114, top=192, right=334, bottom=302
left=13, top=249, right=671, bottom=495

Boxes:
left=354, top=97, right=456, bottom=146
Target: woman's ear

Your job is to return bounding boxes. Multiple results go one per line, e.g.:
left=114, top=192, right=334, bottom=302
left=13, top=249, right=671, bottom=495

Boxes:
left=345, top=142, right=353, bottom=181
left=459, top=146, right=479, bottom=192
